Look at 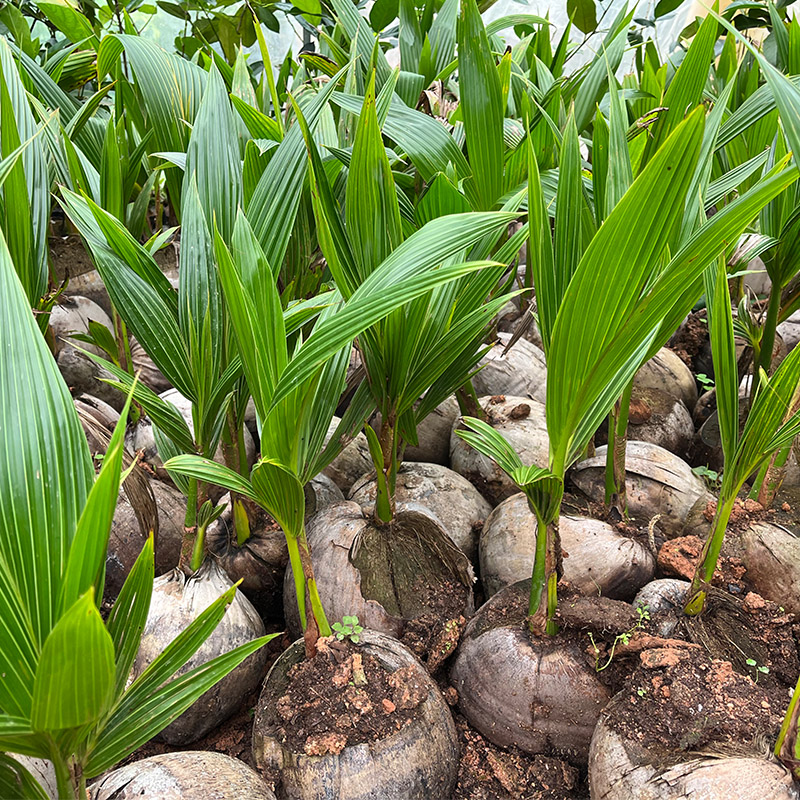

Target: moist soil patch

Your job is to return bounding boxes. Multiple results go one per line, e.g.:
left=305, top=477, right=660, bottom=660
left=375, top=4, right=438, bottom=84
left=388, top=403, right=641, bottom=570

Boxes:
left=605, top=648, right=786, bottom=766
left=450, top=713, right=585, bottom=800
left=274, top=636, right=428, bottom=756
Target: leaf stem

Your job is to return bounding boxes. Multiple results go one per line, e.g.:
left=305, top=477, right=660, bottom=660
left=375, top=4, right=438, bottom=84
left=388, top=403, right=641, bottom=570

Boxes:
left=528, top=513, right=547, bottom=619
left=684, top=494, right=737, bottom=615
left=50, top=745, right=76, bottom=800
left=776, top=674, right=800, bottom=768
left=757, top=282, right=782, bottom=384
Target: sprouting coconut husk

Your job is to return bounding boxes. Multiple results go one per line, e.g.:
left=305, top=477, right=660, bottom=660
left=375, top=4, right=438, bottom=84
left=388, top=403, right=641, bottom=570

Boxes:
left=742, top=521, right=800, bottom=614
left=451, top=395, right=550, bottom=505
left=450, top=581, right=612, bottom=766
left=691, top=383, right=753, bottom=472
left=129, top=335, right=171, bottom=394
left=588, top=651, right=796, bottom=800
left=105, top=478, right=181, bottom=602
left=572, top=441, right=712, bottom=537
left=56, top=341, right=127, bottom=412
left=596, top=386, right=694, bottom=459
left=206, top=496, right=287, bottom=617
left=284, top=502, right=474, bottom=639
left=90, top=752, right=276, bottom=800
left=130, top=561, right=268, bottom=745
left=480, top=494, right=654, bottom=600
left=206, top=479, right=344, bottom=618
left=471, top=332, right=547, bottom=404
left=74, top=396, right=162, bottom=604
left=634, top=347, right=698, bottom=411
left=126, top=388, right=256, bottom=494
left=402, top=395, right=460, bottom=465
left=50, top=295, right=114, bottom=356
left=252, top=630, right=459, bottom=800
left=321, top=417, right=373, bottom=494
left=348, top=462, right=491, bottom=563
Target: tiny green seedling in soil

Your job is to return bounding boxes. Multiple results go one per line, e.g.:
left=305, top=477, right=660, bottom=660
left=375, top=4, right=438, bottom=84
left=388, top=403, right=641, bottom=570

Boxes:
left=696, top=373, right=715, bottom=392
left=692, top=465, right=722, bottom=490
left=589, top=606, right=651, bottom=672
left=746, top=658, right=770, bottom=683
left=332, top=616, right=364, bottom=643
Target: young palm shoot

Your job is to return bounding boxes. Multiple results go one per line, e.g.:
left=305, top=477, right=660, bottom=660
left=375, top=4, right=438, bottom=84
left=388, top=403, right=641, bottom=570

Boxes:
left=682, top=10, right=800, bottom=614
left=59, top=65, right=246, bottom=573
left=297, top=70, right=520, bottom=525
left=596, top=12, right=721, bottom=514
left=597, top=68, right=633, bottom=515
left=684, top=256, right=800, bottom=616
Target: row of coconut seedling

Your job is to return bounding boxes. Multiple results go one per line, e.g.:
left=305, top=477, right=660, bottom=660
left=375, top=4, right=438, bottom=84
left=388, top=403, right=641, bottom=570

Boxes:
left=6, top=0, right=800, bottom=797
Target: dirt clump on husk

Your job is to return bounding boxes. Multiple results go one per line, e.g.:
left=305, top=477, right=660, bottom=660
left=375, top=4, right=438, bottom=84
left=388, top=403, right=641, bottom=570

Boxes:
left=450, top=714, right=584, bottom=800
left=657, top=535, right=747, bottom=595
left=274, top=636, right=429, bottom=756
left=402, top=613, right=466, bottom=673
left=668, top=312, right=708, bottom=370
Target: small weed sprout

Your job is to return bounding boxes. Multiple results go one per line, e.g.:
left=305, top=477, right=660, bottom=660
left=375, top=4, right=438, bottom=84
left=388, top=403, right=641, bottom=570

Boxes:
left=332, top=616, right=364, bottom=644
left=692, top=464, right=722, bottom=490
left=746, top=657, right=770, bottom=683
left=696, top=373, right=715, bottom=392
left=589, top=606, right=651, bottom=672
left=637, top=686, right=647, bottom=697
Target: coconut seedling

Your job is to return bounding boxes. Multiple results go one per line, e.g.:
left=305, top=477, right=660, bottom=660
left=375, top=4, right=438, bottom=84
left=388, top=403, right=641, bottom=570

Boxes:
left=56, top=62, right=343, bottom=741
left=59, top=65, right=257, bottom=571
left=0, top=227, right=273, bottom=800
left=738, top=135, right=800, bottom=506
left=683, top=256, right=800, bottom=616
left=680, top=9, right=800, bottom=615
left=593, top=9, right=721, bottom=515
